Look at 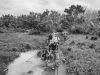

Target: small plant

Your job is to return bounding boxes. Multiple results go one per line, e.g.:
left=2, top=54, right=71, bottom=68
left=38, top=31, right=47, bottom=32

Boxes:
left=24, top=44, right=32, bottom=49
left=90, top=36, right=98, bottom=40
left=77, top=43, right=86, bottom=48
left=67, top=48, right=72, bottom=51
left=28, top=29, right=40, bottom=35
left=95, top=48, right=100, bottom=53
left=70, top=41, right=75, bottom=45
left=86, top=35, right=88, bottom=39
left=11, top=47, right=18, bottom=51
left=89, top=44, right=96, bottom=49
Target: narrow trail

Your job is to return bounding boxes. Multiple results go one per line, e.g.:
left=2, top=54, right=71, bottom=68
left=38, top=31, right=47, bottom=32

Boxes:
left=7, top=50, right=45, bottom=75
left=44, top=35, right=67, bottom=75
left=55, top=63, right=66, bottom=75
left=55, top=43, right=67, bottom=75
left=6, top=33, right=67, bottom=75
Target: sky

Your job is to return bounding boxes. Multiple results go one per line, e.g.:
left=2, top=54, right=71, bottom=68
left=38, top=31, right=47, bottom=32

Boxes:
left=0, top=0, right=100, bottom=16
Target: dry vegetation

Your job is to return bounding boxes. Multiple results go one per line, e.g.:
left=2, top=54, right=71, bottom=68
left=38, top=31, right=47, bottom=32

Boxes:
left=0, top=32, right=47, bottom=75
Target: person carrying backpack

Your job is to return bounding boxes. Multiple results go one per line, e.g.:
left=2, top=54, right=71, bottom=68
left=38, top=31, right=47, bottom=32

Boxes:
left=47, top=32, right=60, bottom=62
left=47, top=34, right=53, bottom=45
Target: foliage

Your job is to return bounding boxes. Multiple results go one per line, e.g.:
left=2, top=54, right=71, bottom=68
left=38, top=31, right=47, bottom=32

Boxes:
left=0, top=4, right=99, bottom=36
left=69, top=23, right=89, bottom=34
left=62, top=38, right=100, bottom=75
left=28, top=29, right=40, bottom=35
left=63, top=5, right=85, bottom=27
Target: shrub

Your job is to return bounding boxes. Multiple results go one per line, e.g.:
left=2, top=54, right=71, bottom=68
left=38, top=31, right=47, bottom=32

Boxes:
left=89, top=44, right=96, bottom=49
left=15, top=28, right=26, bottom=32
left=24, top=44, right=32, bottom=49
left=86, top=35, right=88, bottom=39
left=28, top=29, right=40, bottom=35
left=56, top=29, right=63, bottom=32
left=95, top=48, right=100, bottom=53
left=70, top=25, right=87, bottom=34
left=93, top=28, right=100, bottom=37
left=70, top=26, right=83, bottom=34
left=11, top=47, right=18, bottom=51
left=97, top=33, right=100, bottom=37
left=70, top=41, right=75, bottom=45
left=67, top=48, right=72, bottom=51
left=0, top=29, right=4, bottom=33
left=90, top=36, right=98, bottom=40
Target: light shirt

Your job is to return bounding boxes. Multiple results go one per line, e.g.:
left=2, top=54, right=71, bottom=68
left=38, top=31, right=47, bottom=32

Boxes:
left=49, top=36, right=60, bottom=44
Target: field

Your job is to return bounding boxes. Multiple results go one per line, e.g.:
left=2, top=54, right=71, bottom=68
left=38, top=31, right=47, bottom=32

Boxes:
left=0, top=32, right=100, bottom=75
left=0, top=32, right=47, bottom=75
left=59, top=34, right=100, bottom=75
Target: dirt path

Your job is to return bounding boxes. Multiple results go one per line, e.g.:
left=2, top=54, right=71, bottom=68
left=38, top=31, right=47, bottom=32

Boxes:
left=55, top=44, right=67, bottom=75
left=55, top=64, right=66, bottom=75
left=17, top=33, right=73, bottom=75
left=17, top=33, right=68, bottom=75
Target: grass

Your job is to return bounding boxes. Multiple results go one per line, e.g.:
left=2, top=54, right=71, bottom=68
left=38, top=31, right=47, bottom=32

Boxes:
left=61, top=34, right=100, bottom=75
left=0, top=32, right=47, bottom=75
left=0, top=32, right=100, bottom=75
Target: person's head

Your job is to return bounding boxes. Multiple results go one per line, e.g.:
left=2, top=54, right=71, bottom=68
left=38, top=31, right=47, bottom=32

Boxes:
left=52, top=32, right=56, bottom=37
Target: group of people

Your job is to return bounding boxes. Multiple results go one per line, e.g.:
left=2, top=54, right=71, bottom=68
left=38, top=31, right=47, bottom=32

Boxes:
left=41, top=32, right=60, bottom=62
left=41, top=30, right=69, bottom=63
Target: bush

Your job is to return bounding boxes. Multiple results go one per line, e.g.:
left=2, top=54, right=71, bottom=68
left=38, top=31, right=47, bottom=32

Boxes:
left=86, top=35, right=88, bottom=39
left=15, top=28, right=26, bottom=32
left=70, top=41, right=75, bottom=45
left=89, top=44, right=96, bottom=49
left=95, top=48, right=100, bottom=53
left=67, top=48, right=72, bottom=51
left=0, top=28, right=4, bottom=33
left=56, top=28, right=63, bottom=32
left=70, top=25, right=87, bottom=34
left=24, top=44, right=32, bottom=49
left=93, top=28, right=100, bottom=37
left=97, top=33, right=100, bottom=37
left=0, top=30, right=4, bottom=33
left=11, top=47, right=18, bottom=51
left=90, top=36, right=98, bottom=40
left=28, top=29, right=40, bottom=35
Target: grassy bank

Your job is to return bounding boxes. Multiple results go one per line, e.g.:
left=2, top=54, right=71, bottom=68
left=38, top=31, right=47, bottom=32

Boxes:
left=0, top=32, right=47, bottom=75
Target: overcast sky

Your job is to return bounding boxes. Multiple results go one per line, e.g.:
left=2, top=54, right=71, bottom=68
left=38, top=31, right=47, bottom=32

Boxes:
left=0, top=0, right=100, bottom=16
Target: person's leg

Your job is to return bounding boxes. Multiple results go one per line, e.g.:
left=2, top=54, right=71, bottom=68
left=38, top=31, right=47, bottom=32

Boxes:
left=44, top=54, right=47, bottom=61
left=42, top=54, right=45, bottom=61
left=64, top=36, right=66, bottom=41
left=55, top=43, right=58, bottom=50
left=51, top=51, right=55, bottom=61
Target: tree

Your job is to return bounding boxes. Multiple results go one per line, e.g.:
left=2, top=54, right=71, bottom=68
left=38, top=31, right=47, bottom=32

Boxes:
left=17, top=12, right=40, bottom=30
left=64, top=5, right=85, bottom=18
left=97, top=10, right=100, bottom=20
left=62, top=5, right=86, bottom=30
left=98, top=10, right=100, bottom=17
left=64, top=5, right=85, bottom=23
left=38, top=20, right=53, bottom=32
left=40, top=9, right=49, bottom=21
left=1, top=14, right=17, bottom=28
left=49, top=10, right=61, bottom=31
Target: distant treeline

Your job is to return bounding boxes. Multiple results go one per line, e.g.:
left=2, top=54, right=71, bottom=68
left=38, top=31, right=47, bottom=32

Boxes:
left=0, top=5, right=100, bottom=35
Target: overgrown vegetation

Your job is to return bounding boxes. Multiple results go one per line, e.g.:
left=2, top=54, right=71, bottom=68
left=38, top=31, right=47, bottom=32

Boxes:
left=0, top=4, right=100, bottom=75
left=0, top=5, right=99, bottom=36
left=0, top=33, right=47, bottom=75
